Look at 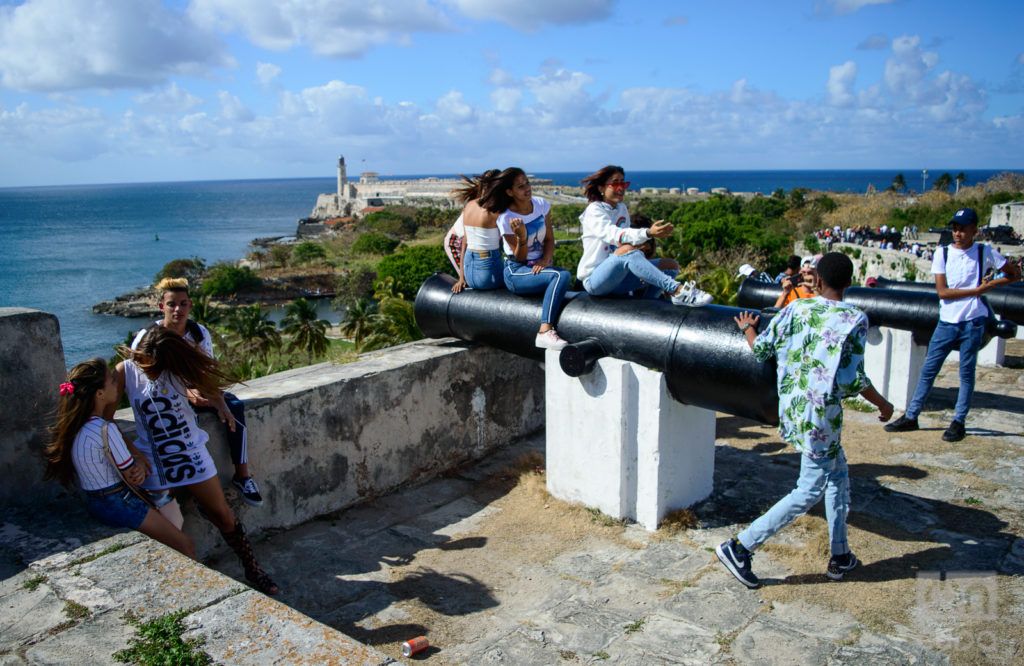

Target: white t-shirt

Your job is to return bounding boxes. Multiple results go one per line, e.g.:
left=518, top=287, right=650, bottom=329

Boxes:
left=496, top=196, right=550, bottom=263
left=123, top=360, right=217, bottom=490
left=132, top=320, right=214, bottom=358
left=72, top=417, right=135, bottom=491
left=931, top=243, right=1006, bottom=323
left=576, top=201, right=651, bottom=280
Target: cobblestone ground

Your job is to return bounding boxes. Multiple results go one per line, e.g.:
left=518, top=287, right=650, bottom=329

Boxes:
left=206, top=341, right=1023, bottom=665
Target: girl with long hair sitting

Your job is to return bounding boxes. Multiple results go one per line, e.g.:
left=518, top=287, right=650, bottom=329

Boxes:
left=449, top=168, right=504, bottom=294
left=577, top=165, right=711, bottom=306
left=489, top=167, right=573, bottom=350
left=114, top=327, right=278, bottom=595
left=45, top=358, right=195, bottom=558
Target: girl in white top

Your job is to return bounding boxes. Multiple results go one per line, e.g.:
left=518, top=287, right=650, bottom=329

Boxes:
left=491, top=167, right=573, bottom=350
left=577, top=165, right=711, bottom=306
left=115, top=327, right=279, bottom=595
left=449, top=169, right=505, bottom=294
left=45, top=358, right=194, bottom=558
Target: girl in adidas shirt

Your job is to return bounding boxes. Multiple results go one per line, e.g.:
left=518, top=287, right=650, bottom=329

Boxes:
left=45, top=358, right=194, bottom=557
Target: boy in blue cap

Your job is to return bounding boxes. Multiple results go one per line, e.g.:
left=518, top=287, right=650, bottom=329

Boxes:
left=885, top=207, right=1021, bottom=442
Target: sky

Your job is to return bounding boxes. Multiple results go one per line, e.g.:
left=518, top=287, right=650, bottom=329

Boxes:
left=1, top=0, right=1023, bottom=187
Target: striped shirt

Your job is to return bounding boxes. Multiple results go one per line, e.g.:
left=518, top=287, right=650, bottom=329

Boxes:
left=72, top=417, right=135, bottom=490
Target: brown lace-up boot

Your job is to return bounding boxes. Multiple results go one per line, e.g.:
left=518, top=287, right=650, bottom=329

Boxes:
left=221, top=521, right=279, bottom=595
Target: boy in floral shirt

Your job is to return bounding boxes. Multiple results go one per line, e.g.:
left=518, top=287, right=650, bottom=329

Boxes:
left=717, top=252, right=893, bottom=588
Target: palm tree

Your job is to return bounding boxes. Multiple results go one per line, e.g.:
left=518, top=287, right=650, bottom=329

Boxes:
left=955, top=172, right=967, bottom=194
left=280, top=297, right=330, bottom=364
left=225, top=304, right=281, bottom=361
left=933, top=172, right=953, bottom=192
left=360, top=295, right=422, bottom=352
left=891, top=173, right=907, bottom=192
left=339, top=297, right=378, bottom=348
left=190, top=293, right=222, bottom=328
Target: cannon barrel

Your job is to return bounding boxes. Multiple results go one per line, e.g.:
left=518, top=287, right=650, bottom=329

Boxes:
left=736, top=279, right=1017, bottom=344
left=415, top=273, right=780, bottom=424
left=871, top=277, right=1024, bottom=326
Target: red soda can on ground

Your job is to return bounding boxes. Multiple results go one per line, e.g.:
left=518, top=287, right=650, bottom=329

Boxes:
left=401, top=636, right=429, bottom=657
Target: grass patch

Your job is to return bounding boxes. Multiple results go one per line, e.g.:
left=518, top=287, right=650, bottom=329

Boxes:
left=69, top=542, right=128, bottom=567
left=585, top=506, right=627, bottom=528
left=559, top=649, right=578, bottom=660
left=114, top=610, right=211, bottom=666
left=964, top=496, right=983, bottom=506
left=22, top=574, right=47, bottom=591
left=658, top=508, right=700, bottom=534
left=63, top=600, right=90, bottom=620
left=623, top=618, right=646, bottom=634
left=658, top=578, right=693, bottom=597
left=593, top=650, right=610, bottom=660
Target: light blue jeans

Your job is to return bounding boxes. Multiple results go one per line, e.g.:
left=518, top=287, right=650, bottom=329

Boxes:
left=503, top=260, right=572, bottom=326
left=583, top=251, right=679, bottom=298
left=738, top=449, right=850, bottom=556
left=463, top=249, right=503, bottom=290
left=905, top=317, right=986, bottom=423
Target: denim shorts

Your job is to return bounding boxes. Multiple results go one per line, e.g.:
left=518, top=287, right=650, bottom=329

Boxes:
left=84, top=483, right=150, bottom=530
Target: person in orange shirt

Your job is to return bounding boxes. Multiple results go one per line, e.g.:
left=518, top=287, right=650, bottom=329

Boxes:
left=774, top=258, right=818, bottom=308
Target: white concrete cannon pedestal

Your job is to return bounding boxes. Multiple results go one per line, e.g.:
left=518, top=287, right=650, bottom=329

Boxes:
left=864, top=326, right=927, bottom=412
left=949, top=335, right=1007, bottom=367
left=544, top=350, right=715, bottom=531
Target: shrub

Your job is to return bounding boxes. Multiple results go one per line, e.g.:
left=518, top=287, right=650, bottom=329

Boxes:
left=549, top=204, right=587, bottom=231
left=361, top=208, right=418, bottom=238
left=154, top=257, right=205, bottom=285
left=803, top=234, right=821, bottom=255
left=291, top=241, right=327, bottom=265
left=553, top=242, right=584, bottom=282
left=334, top=266, right=378, bottom=305
left=201, top=262, right=261, bottom=297
left=269, top=245, right=291, bottom=268
left=352, top=232, right=400, bottom=255
left=376, top=244, right=454, bottom=298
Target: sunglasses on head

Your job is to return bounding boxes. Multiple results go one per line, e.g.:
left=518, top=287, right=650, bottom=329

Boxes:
left=607, top=181, right=631, bottom=190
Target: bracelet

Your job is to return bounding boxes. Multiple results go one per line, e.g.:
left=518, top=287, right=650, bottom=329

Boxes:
left=739, top=323, right=753, bottom=332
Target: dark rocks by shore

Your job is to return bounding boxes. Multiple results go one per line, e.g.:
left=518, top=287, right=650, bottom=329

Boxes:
left=91, top=288, right=160, bottom=318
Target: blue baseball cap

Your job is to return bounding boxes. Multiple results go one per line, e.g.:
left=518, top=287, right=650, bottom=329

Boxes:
left=948, top=207, right=978, bottom=227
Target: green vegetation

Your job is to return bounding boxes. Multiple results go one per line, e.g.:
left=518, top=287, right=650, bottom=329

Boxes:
left=69, top=542, right=129, bottom=567
left=376, top=244, right=454, bottom=299
left=351, top=232, right=400, bottom=255
left=623, top=618, right=646, bottom=634
left=154, top=257, right=206, bottom=285
left=280, top=297, right=330, bottom=363
left=63, top=600, right=90, bottom=620
left=200, top=262, right=261, bottom=297
left=290, top=241, right=327, bottom=265
left=114, top=610, right=211, bottom=666
left=22, top=574, right=47, bottom=591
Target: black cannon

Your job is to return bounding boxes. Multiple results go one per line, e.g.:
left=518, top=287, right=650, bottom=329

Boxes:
left=736, top=279, right=1017, bottom=344
left=870, top=277, right=1024, bottom=326
left=415, top=273, right=780, bottom=425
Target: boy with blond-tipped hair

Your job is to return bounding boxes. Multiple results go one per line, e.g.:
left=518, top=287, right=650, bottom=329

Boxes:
left=130, top=278, right=264, bottom=506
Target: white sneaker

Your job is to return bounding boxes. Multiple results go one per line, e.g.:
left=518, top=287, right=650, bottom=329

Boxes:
left=671, top=281, right=713, bottom=307
left=535, top=329, right=568, bottom=350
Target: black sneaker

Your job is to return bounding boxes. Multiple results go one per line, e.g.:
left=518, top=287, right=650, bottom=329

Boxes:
left=884, top=414, right=919, bottom=433
left=942, top=420, right=966, bottom=442
left=232, top=476, right=264, bottom=507
left=716, top=539, right=761, bottom=589
left=826, top=552, right=859, bottom=581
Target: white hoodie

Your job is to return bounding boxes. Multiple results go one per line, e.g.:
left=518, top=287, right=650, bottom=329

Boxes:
left=576, top=201, right=651, bottom=280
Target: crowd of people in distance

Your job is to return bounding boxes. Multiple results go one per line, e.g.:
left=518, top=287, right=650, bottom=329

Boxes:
left=445, top=165, right=713, bottom=350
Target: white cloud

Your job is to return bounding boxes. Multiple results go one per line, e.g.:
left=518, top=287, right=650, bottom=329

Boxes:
left=436, top=91, right=476, bottom=122
left=134, top=83, right=204, bottom=113
left=826, top=0, right=896, bottom=15
left=857, top=34, right=889, bottom=50
left=218, top=91, right=254, bottom=122
left=256, top=62, right=282, bottom=86
left=0, top=0, right=229, bottom=92
left=827, top=61, right=857, bottom=107
left=447, top=0, right=613, bottom=30
left=188, top=0, right=452, bottom=57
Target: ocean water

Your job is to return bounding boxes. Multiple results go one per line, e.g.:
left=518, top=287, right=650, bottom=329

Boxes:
left=1, top=170, right=1014, bottom=366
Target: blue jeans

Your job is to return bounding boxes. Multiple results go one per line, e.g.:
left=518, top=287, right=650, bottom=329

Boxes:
left=84, top=483, right=150, bottom=529
left=503, top=260, right=571, bottom=326
left=906, top=317, right=986, bottom=423
left=738, top=450, right=850, bottom=556
left=196, top=391, right=247, bottom=466
left=583, top=251, right=679, bottom=298
left=463, top=249, right=503, bottom=290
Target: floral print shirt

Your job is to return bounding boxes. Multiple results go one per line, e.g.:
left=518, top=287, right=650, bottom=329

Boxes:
left=753, top=296, right=871, bottom=459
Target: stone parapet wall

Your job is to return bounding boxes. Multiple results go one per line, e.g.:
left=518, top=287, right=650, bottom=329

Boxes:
left=114, top=339, right=544, bottom=557
left=0, top=308, right=66, bottom=506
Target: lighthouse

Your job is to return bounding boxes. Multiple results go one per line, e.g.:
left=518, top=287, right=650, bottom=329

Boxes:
left=337, top=155, right=347, bottom=200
